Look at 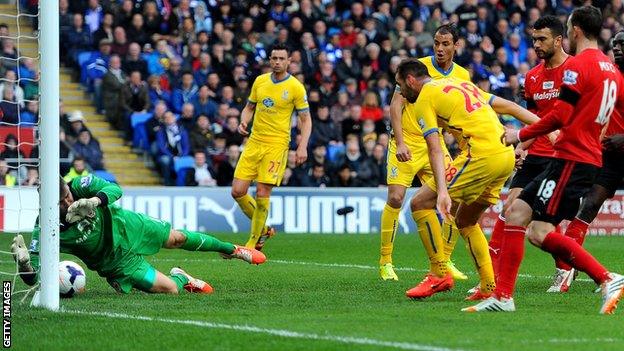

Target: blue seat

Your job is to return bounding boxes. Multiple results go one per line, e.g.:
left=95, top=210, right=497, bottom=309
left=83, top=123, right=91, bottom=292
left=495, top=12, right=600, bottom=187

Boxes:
left=327, top=144, right=345, bottom=162
left=94, top=170, right=117, bottom=183
left=131, top=112, right=153, bottom=150
left=173, top=156, right=195, bottom=186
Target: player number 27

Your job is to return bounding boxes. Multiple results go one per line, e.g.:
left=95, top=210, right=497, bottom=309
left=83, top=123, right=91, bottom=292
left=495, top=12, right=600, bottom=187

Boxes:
left=268, top=161, right=281, bottom=173
left=442, top=83, right=487, bottom=113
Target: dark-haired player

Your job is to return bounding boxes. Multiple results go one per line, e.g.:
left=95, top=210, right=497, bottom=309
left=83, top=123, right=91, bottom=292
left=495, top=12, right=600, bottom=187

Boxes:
left=380, top=24, right=471, bottom=282
left=231, top=44, right=312, bottom=252
left=485, top=15, right=574, bottom=294
left=558, top=29, right=624, bottom=290
left=467, top=6, right=624, bottom=314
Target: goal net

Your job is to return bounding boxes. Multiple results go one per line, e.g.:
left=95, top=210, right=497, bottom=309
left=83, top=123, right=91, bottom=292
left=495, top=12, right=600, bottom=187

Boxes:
left=0, top=0, right=59, bottom=309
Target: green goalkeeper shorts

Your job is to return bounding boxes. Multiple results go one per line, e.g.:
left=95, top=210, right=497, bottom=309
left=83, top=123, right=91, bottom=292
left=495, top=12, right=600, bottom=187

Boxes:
left=116, top=209, right=171, bottom=256
left=106, top=251, right=157, bottom=294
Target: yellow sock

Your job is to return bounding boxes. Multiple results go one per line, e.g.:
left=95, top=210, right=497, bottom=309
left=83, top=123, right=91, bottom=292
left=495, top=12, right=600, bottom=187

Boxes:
left=235, top=194, right=268, bottom=236
left=245, top=197, right=270, bottom=248
left=460, top=224, right=495, bottom=293
left=442, top=221, right=460, bottom=261
left=380, top=204, right=401, bottom=265
left=411, top=209, right=447, bottom=277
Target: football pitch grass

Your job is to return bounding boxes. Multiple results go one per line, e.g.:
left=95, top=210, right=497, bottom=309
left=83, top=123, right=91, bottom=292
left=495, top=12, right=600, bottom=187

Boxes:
left=6, top=232, right=624, bottom=351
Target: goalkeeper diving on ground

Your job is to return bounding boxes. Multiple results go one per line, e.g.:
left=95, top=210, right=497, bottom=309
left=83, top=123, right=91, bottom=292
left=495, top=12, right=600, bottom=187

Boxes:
left=11, top=174, right=266, bottom=294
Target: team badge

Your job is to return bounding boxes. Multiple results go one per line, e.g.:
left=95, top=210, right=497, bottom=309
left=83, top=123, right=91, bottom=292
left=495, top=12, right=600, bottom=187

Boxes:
left=417, top=117, right=426, bottom=130
left=262, top=97, right=275, bottom=108
left=282, top=90, right=289, bottom=100
left=390, top=166, right=398, bottom=178
left=542, top=81, right=554, bottom=89
left=80, top=175, right=93, bottom=188
left=562, top=70, right=578, bottom=85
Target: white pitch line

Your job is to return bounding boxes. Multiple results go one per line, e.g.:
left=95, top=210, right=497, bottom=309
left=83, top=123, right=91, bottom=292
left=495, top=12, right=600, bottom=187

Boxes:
left=151, top=257, right=594, bottom=282
left=62, top=310, right=466, bottom=351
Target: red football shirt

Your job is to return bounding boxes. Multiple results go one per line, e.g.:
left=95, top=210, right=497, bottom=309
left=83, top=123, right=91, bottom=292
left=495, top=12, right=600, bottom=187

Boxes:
left=605, top=72, right=624, bottom=136
left=519, top=48, right=624, bottom=167
left=523, top=58, right=570, bottom=157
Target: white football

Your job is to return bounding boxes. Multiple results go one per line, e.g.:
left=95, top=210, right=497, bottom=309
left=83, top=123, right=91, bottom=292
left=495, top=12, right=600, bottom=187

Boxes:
left=59, top=260, right=86, bottom=298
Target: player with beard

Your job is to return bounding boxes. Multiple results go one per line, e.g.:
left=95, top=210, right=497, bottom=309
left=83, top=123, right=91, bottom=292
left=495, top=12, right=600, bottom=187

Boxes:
left=557, top=30, right=624, bottom=291
left=466, top=6, right=624, bottom=314
left=484, top=16, right=573, bottom=294
left=380, top=24, right=471, bottom=282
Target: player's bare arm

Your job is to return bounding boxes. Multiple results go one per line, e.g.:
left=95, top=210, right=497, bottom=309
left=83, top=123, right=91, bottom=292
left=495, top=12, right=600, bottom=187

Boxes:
left=390, top=90, right=411, bottom=162
left=424, top=132, right=452, bottom=220
left=238, top=101, right=256, bottom=136
left=296, top=109, right=312, bottom=165
left=490, top=96, right=540, bottom=125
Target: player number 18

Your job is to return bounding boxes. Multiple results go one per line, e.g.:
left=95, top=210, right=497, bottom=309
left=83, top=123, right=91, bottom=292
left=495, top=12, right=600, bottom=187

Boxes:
left=596, top=79, right=617, bottom=125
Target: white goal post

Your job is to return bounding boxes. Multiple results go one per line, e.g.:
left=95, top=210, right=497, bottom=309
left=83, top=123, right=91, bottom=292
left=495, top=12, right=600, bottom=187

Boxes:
left=36, top=0, right=60, bottom=311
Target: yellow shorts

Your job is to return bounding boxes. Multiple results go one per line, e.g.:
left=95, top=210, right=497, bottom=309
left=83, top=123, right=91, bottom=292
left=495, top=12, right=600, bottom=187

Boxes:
left=233, top=139, right=289, bottom=185
left=386, top=138, right=452, bottom=187
left=426, top=148, right=515, bottom=205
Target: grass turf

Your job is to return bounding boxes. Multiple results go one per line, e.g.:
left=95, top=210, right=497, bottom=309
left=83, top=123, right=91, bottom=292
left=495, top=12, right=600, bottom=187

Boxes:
left=5, top=232, right=624, bottom=351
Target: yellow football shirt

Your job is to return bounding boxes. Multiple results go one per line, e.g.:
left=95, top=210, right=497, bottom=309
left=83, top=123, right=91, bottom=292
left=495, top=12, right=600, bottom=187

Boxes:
left=394, top=56, right=470, bottom=149
left=248, top=73, right=309, bottom=146
left=407, top=77, right=510, bottom=157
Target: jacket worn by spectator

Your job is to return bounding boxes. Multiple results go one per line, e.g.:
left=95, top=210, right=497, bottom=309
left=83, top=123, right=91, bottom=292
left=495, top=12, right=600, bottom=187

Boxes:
left=156, top=124, right=190, bottom=158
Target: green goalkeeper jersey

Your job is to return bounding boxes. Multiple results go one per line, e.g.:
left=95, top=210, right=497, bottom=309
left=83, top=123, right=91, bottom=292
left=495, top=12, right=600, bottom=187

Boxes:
left=29, top=175, right=124, bottom=276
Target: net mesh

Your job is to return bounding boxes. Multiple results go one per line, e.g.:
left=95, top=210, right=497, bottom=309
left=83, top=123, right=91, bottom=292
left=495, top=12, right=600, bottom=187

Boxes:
left=0, top=1, right=41, bottom=303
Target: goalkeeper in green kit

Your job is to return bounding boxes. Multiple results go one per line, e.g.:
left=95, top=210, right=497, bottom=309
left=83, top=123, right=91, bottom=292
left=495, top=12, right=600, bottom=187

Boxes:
left=11, top=175, right=266, bottom=294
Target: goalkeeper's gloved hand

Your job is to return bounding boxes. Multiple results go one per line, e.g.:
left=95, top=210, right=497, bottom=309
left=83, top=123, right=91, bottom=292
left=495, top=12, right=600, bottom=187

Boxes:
left=11, top=234, right=31, bottom=269
left=66, top=197, right=101, bottom=223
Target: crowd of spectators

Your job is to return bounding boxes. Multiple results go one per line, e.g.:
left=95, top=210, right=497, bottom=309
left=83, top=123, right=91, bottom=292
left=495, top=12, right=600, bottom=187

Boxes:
left=7, top=0, right=624, bottom=187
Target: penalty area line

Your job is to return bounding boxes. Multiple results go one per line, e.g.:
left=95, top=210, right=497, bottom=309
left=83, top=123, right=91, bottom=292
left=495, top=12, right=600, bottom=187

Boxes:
left=62, top=309, right=466, bottom=351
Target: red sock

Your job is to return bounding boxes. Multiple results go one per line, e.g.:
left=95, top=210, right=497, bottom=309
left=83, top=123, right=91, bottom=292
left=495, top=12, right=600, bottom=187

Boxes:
left=541, top=232, right=610, bottom=285
left=489, top=215, right=505, bottom=277
left=494, top=225, right=526, bottom=299
left=552, top=225, right=573, bottom=270
left=565, top=218, right=589, bottom=245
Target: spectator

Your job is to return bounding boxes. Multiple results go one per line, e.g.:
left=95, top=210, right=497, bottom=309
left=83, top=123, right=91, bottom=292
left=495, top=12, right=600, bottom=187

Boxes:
left=177, top=103, right=196, bottom=132
left=504, top=33, right=528, bottom=68
left=330, top=164, right=359, bottom=187
left=184, top=151, right=217, bottom=187
left=92, top=12, right=114, bottom=49
left=156, top=111, right=190, bottom=186
left=20, top=101, right=38, bottom=125
left=72, top=128, right=104, bottom=170
left=84, top=0, right=103, bottom=33
left=306, top=143, right=331, bottom=172
left=0, top=134, right=26, bottom=169
left=0, top=158, right=16, bottom=186
left=126, top=14, right=150, bottom=49
left=311, top=105, right=341, bottom=146
left=193, top=85, right=218, bottom=121
left=172, top=72, right=199, bottom=113
left=216, top=144, right=240, bottom=186
left=102, top=55, right=127, bottom=129
left=302, top=162, right=331, bottom=187
left=147, top=75, right=172, bottom=109
left=145, top=101, right=167, bottom=154
left=360, top=91, right=383, bottom=128
left=65, top=13, right=92, bottom=67
left=334, top=139, right=375, bottom=186
left=222, top=115, right=244, bottom=146
left=22, top=167, right=39, bottom=186
left=0, top=70, right=24, bottom=109
left=0, top=87, right=18, bottom=124
left=123, top=43, right=148, bottom=80
left=194, top=2, right=213, bottom=34
left=189, top=114, right=213, bottom=153
left=330, top=91, right=350, bottom=132
left=0, top=39, right=19, bottom=72
left=370, top=144, right=387, bottom=186
left=63, top=156, right=90, bottom=183
left=193, top=53, right=213, bottom=85
left=336, top=49, right=361, bottom=82
left=342, top=105, right=362, bottom=140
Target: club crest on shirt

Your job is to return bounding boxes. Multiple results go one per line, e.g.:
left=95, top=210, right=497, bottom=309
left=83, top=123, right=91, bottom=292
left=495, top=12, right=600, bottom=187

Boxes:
left=262, top=97, right=275, bottom=108
left=281, top=90, right=289, bottom=100
left=418, top=117, right=426, bottom=130
left=390, top=166, right=398, bottom=178
left=563, top=70, right=578, bottom=85
left=80, top=175, right=93, bottom=188
left=542, top=81, right=554, bottom=90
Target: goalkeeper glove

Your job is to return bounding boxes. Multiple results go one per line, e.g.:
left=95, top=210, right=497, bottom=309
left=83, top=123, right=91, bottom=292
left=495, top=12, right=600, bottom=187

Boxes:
left=11, top=234, right=31, bottom=270
left=66, top=197, right=101, bottom=223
